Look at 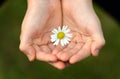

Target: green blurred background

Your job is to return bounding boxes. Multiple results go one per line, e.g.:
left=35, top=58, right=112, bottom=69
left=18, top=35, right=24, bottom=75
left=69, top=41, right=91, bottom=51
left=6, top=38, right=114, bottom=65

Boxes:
left=0, top=0, right=120, bottom=79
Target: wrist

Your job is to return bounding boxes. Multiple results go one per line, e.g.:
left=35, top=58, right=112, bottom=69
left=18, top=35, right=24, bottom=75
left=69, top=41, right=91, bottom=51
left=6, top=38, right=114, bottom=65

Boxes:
left=78, top=0, right=93, bottom=6
left=79, top=0, right=92, bottom=3
left=27, top=0, right=59, bottom=8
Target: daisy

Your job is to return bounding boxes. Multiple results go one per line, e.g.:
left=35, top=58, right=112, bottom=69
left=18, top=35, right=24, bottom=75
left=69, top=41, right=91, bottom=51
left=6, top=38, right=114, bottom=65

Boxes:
left=51, top=25, right=72, bottom=46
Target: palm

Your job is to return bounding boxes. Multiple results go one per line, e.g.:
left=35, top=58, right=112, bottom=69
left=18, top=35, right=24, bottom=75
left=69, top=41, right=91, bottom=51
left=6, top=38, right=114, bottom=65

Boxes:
left=56, top=1, right=105, bottom=64
left=20, top=0, right=105, bottom=69
left=20, top=1, right=62, bottom=62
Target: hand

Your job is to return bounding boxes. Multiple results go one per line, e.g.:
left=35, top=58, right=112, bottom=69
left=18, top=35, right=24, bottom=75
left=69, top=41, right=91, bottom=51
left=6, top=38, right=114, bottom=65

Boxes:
left=19, top=0, right=67, bottom=69
left=56, top=0, right=105, bottom=64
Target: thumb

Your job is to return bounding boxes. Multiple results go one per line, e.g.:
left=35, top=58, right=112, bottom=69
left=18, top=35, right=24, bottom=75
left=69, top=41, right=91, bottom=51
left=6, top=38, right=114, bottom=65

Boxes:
left=91, top=34, right=105, bottom=56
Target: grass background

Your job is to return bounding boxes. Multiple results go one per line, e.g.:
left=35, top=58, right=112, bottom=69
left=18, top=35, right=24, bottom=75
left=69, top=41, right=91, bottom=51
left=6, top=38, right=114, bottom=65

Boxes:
left=0, top=0, right=120, bottom=79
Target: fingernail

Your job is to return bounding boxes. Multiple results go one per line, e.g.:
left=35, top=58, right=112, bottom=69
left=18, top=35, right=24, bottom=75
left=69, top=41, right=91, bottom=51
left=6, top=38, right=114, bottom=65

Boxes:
left=27, top=54, right=33, bottom=61
left=49, top=58, right=57, bottom=62
left=94, top=49, right=99, bottom=56
left=95, top=49, right=99, bottom=54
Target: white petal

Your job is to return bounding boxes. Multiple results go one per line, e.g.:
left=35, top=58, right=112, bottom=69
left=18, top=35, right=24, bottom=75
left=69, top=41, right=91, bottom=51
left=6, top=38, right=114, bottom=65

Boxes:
left=52, top=29, right=58, bottom=33
left=58, top=27, right=61, bottom=31
left=65, top=39, right=69, bottom=44
left=54, top=39, right=59, bottom=45
left=60, top=39, right=65, bottom=46
left=51, top=38, right=57, bottom=42
left=51, top=34, right=56, bottom=39
left=65, top=29, right=70, bottom=33
left=63, top=39, right=67, bottom=45
left=66, top=34, right=72, bottom=38
left=63, top=38, right=69, bottom=45
left=62, top=25, right=68, bottom=31
left=65, top=37, right=70, bottom=41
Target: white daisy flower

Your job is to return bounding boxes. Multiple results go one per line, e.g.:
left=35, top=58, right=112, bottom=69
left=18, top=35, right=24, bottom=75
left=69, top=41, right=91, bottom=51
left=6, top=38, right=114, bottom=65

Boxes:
left=51, top=25, right=72, bottom=46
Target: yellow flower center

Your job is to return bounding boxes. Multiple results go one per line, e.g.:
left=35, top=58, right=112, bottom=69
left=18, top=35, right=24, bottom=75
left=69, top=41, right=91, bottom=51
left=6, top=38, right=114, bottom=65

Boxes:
left=57, top=32, right=65, bottom=39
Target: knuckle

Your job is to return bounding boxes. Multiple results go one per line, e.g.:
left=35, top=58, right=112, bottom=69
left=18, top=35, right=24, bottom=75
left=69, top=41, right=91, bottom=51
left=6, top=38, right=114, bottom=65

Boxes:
left=83, top=46, right=89, bottom=51
left=60, top=54, right=68, bottom=61
left=69, top=57, right=77, bottom=64
left=19, top=44, right=26, bottom=52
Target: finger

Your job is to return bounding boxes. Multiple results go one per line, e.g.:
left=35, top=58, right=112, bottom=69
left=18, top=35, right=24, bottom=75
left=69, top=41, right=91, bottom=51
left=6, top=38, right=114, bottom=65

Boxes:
left=19, top=43, right=36, bottom=61
left=57, top=42, right=81, bottom=61
left=91, top=34, right=105, bottom=56
left=57, top=42, right=76, bottom=57
left=48, top=43, right=56, bottom=53
left=35, top=45, right=57, bottom=62
left=49, top=61, right=66, bottom=70
left=59, top=43, right=84, bottom=61
left=44, top=44, right=67, bottom=70
left=69, top=40, right=92, bottom=64
left=48, top=43, right=55, bottom=50
left=52, top=44, right=65, bottom=55
left=40, top=45, right=52, bottom=53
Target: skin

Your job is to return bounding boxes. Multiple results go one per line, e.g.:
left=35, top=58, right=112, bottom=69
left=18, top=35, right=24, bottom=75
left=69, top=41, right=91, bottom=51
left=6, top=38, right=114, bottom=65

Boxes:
left=19, top=0, right=105, bottom=70
left=56, top=0, right=105, bottom=64
left=19, top=0, right=66, bottom=69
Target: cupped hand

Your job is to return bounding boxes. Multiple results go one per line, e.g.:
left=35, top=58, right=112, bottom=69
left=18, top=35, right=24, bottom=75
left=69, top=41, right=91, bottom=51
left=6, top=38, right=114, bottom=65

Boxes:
left=19, top=0, right=105, bottom=70
left=19, top=0, right=66, bottom=69
left=56, top=0, right=105, bottom=64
